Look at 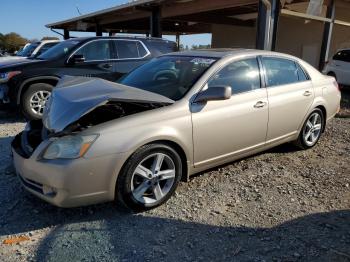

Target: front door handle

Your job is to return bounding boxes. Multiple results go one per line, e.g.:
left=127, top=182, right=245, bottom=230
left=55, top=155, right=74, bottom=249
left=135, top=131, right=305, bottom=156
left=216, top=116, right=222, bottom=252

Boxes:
left=303, top=91, right=312, bottom=97
left=254, top=101, right=267, bottom=108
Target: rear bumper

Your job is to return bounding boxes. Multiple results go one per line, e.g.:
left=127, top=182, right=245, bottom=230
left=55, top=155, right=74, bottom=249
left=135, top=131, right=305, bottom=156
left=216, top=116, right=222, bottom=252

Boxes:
left=12, top=132, right=128, bottom=208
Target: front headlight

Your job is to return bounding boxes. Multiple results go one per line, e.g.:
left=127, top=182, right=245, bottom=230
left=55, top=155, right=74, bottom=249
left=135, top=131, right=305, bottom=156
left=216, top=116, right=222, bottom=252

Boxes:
left=0, top=71, right=21, bottom=83
left=42, top=134, right=98, bottom=160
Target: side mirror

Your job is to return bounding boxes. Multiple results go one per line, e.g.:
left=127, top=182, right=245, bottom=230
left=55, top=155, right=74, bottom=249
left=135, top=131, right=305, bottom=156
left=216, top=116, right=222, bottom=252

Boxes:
left=194, top=86, right=232, bottom=103
left=69, top=54, right=85, bottom=64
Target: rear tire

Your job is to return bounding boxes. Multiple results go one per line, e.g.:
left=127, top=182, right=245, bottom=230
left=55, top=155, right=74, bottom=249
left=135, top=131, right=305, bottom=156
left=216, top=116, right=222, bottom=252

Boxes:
left=294, top=108, right=324, bottom=149
left=116, top=143, right=182, bottom=212
left=21, top=83, right=53, bottom=120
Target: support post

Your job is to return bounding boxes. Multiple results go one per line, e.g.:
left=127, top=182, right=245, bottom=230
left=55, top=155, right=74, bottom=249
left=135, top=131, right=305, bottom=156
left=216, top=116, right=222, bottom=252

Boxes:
left=176, top=33, right=180, bottom=49
left=150, top=6, right=162, bottom=37
left=270, top=0, right=280, bottom=51
left=256, top=0, right=280, bottom=50
left=96, top=24, right=102, bottom=37
left=109, top=32, right=113, bottom=37
left=319, top=0, right=335, bottom=70
left=63, top=29, right=70, bottom=40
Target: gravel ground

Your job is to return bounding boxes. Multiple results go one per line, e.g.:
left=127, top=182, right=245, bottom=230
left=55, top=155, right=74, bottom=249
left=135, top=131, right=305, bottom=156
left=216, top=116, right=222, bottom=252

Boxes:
left=0, top=90, right=349, bottom=262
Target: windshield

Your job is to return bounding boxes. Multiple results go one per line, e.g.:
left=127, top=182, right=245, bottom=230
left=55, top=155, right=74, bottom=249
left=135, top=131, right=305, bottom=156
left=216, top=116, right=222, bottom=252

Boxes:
left=17, top=42, right=39, bottom=57
left=37, top=40, right=79, bottom=60
left=119, top=56, right=218, bottom=100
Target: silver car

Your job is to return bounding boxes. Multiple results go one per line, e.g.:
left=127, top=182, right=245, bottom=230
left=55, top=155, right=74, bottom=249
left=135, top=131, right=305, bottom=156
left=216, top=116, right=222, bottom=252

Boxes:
left=12, top=49, right=341, bottom=211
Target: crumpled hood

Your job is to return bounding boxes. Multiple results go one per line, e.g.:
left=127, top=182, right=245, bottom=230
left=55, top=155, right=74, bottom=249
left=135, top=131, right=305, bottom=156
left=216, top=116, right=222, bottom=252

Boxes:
left=42, top=76, right=174, bottom=133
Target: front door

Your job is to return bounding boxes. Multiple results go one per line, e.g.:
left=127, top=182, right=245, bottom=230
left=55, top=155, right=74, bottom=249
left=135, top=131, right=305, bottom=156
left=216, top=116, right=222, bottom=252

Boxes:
left=67, top=39, right=115, bottom=81
left=191, top=57, right=269, bottom=167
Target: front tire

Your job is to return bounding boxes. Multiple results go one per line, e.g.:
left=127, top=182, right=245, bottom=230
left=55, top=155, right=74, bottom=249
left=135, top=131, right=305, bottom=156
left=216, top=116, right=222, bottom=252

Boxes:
left=21, top=83, right=53, bottom=120
left=294, top=108, right=324, bottom=149
left=116, top=143, right=182, bottom=212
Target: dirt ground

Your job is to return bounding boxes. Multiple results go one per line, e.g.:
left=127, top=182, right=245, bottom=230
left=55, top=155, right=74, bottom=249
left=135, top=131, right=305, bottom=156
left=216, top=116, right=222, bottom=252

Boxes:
left=0, top=89, right=349, bottom=262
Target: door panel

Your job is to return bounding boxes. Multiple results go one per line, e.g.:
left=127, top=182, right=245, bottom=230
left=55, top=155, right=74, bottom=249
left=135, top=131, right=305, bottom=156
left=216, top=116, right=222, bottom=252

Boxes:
left=65, top=40, right=115, bottom=81
left=266, top=81, right=314, bottom=141
left=191, top=89, right=268, bottom=166
left=111, top=40, right=150, bottom=81
left=261, top=56, right=314, bottom=141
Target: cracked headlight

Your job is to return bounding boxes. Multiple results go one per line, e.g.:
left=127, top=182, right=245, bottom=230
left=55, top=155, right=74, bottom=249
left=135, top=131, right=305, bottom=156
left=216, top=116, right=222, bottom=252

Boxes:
left=42, top=134, right=98, bottom=160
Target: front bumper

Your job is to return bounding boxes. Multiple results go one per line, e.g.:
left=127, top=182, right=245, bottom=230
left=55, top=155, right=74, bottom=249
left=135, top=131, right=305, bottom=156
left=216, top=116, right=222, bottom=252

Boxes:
left=12, top=132, right=128, bottom=208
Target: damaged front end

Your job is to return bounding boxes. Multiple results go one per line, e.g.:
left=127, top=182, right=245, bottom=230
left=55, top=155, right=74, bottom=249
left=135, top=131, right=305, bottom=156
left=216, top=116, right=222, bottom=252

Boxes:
left=12, top=76, right=174, bottom=158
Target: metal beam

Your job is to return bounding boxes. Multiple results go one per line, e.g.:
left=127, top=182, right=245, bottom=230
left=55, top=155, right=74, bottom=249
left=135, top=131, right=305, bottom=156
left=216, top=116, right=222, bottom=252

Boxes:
left=150, top=6, right=162, bottom=37
left=96, top=23, right=103, bottom=36
left=256, top=0, right=268, bottom=50
left=256, top=0, right=279, bottom=51
left=63, top=29, right=70, bottom=40
left=270, top=0, right=280, bottom=51
left=319, top=0, right=335, bottom=70
left=281, top=9, right=332, bottom=23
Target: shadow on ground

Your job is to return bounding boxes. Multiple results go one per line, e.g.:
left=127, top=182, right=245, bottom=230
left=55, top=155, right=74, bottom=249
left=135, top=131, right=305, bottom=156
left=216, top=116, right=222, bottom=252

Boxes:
left=0, top=189, right=349, bottom=262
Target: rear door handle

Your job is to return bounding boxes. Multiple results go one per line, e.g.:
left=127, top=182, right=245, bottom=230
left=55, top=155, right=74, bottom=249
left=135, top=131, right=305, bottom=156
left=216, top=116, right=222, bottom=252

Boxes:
left=303, top=91, right=312, bottom=96
left=102, top=63, right=112, bottom=69
left=254, top=101, right=267, bottom=108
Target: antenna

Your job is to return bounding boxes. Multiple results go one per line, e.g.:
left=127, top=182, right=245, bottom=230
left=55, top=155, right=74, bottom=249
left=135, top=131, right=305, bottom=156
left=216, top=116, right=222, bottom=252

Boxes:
left=76, top=5, right=82, bottom=15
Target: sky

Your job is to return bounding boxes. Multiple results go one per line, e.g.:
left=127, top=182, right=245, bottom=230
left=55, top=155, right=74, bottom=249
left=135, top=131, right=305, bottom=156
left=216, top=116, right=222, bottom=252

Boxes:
left=0, top=0, right=211, bottom=47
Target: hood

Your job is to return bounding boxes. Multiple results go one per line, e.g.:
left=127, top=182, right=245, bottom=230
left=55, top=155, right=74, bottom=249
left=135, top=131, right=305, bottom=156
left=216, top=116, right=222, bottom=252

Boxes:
left=0, top=57, right=40, bottom=68
left=42, top=76, right=175, bottom=133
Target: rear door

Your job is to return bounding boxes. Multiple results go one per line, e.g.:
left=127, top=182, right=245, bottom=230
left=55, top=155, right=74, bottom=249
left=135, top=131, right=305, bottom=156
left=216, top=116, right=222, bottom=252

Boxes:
left=111, top=40, right=151, bottom=80
left=67, top=39, right=115, bottom=81
left=261, top=56, right=314, bottom=142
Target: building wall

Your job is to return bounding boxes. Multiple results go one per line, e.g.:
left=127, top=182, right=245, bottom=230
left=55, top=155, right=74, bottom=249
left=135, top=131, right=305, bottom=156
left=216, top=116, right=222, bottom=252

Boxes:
left=329, top=4, right=350, bottom=57
left=275, top=16, right=324, bottom=67
left=211, top=24, right=256, bottom=49
left=210, top=4, right=350, bottom=68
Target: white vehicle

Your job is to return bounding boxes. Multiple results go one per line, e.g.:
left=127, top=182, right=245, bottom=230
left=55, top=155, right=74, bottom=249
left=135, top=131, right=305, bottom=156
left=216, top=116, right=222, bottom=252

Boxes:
left=323, top=49, right=350, bottom=86
left=0, top=40, right=60, bottom=61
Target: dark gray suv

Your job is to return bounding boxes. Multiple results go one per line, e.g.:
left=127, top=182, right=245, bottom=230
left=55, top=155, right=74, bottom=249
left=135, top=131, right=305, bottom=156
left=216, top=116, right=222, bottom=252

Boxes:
left=0, top=36, right=177, bottom=119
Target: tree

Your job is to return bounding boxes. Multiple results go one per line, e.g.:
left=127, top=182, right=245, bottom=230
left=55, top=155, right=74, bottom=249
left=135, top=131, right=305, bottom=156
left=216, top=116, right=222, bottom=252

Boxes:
left=41, top=36, right=60, bottom=41
left=0, top=33, right=5, bottom=51
left=2, top=33, right=27, bottom=53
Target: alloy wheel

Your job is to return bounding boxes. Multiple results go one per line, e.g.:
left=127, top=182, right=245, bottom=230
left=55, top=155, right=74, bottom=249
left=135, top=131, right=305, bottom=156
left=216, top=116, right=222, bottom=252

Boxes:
left=29, top=90, right=51, bottom=115
left=131, top=153, right=176, bottom=204
left=303, top=112, right=322, bottom=146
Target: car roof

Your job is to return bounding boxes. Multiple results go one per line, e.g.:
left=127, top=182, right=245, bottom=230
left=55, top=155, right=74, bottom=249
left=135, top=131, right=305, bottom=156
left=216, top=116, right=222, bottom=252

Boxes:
left=162, top=48, right=304, bottom=60
left=66, top=36, right=174, bottom=43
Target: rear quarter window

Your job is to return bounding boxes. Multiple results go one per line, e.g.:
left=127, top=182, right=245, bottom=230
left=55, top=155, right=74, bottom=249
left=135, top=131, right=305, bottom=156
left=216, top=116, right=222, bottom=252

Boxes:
left=147, top=41, right=178, bottom=56
left=262, top=57, right=308, bottom=87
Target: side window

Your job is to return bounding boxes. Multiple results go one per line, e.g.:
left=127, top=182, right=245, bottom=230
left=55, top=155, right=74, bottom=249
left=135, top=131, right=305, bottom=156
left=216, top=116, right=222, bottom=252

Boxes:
left=207, top=58, right=261, bottom=95
left=75, top=40, right=112, bottom=61
left=333, top=50, right=350, bottom=62
left=115, top=40, right=140, bottom=59
left=136, top=42, right=148, bottom=57
left=37, top=43, right=58, bottom=55
left=262, top=57, right=299, bottom=87
left=333, top=51, right=344, bottom=61
left=295, top=62, right=309, bottom=81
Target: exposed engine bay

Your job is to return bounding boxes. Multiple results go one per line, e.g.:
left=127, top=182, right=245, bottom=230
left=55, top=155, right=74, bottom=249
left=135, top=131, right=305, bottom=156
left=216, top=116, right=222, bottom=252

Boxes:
left=63, top=101, right=167, bottom=133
